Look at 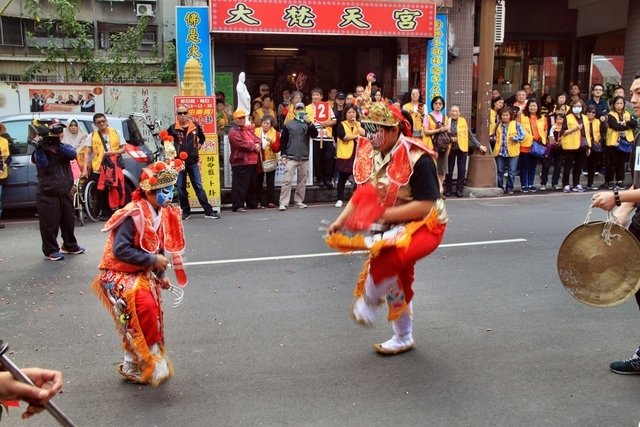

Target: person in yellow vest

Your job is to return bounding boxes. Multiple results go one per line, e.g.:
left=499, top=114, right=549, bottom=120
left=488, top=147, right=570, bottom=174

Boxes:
left=306, top=87, right=337, bottom=188
left=82, top=113, right=126, bottom=220
left=333, top=105, right=365, bottom=207
left=402, top=87, right=424, bottom=138
left=585, top=105, right=605, bottom=190
left=489, top=96, right=505, bottom=151
left=284, top=91, right=303, bottom=124
left=0, top=122, right=11, bottom=229
left=252, top=94, right=277, bottom=130
left=422, top=96, right=449, bottom=191
left=605, top=96, right=638, bottom=190
left=518, top=99, right=548, bottom=192
left=494, top=108, right=525, bottom=194
left=254, top=115, right=280, bottom=208
left=445, top=104, right=486, bottom=197
left=560, top=99, right=591, bottom=193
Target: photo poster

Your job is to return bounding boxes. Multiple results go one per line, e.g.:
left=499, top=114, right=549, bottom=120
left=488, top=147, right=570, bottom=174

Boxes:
left=174, top=96, right=221, bottom=210
left=20, top=85, right=105, bottom=114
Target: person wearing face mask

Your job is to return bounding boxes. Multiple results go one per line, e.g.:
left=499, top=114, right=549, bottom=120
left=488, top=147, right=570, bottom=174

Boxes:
left=560, top=99, right=590, bottom=193
left=91, top=160, right=187, bottom=386
left=278, top=102, right=319, bottom=211
left=326, top=100, right=447, bottom=355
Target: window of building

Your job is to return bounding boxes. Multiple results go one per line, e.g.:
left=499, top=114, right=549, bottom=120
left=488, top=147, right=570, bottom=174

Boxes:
left=98, top=23, right=158, bottom=51
left=0, top=16, right=23, bottom=46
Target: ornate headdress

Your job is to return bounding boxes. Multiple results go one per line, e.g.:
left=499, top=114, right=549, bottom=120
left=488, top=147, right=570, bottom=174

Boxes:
left=139, top=160, right=184, bottom=191
left=358, top=72, right=404, bottom=127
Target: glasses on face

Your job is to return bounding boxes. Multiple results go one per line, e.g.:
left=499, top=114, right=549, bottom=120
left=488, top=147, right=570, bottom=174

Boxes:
left=587, top=110, right=596, bottom=114
left=95, top=120, right=107, bottom=124
left=176, top=111, right=189, bottom=115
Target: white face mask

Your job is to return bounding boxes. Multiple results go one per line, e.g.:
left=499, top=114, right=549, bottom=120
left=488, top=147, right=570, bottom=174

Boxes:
left=572, top=106, right=582, bottom=114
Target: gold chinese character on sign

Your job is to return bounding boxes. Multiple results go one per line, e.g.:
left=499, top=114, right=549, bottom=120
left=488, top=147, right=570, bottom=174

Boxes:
left=338, top=7, right=371, bottom=29
left=185, top=12, right=201, bottom=27
left=393, top=8, right=423, bottom=31
left=283, top=5, right=316, bottom=28
left=225, top=3, right=261, bottom=26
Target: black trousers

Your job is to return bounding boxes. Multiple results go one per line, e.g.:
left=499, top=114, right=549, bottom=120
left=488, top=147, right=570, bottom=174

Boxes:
left=586, top=150, right=604, bottom=187
left=36, top=192, right=79, bottom=256
left=231, top=164, right=258, bottom=210
left=605, top=146, right=628, bottom=184
left=629, top=221, right=640, bottom=309
left=89, top=171, right=111, bottom=217
left=256, top=170, right=276, bottom=205
left=336, top=172, right=356, bottom=201
left=445, top=149, right=468, bottom=193
left=562, top=149, right=584, bottom=187
left=312, top=138, right=335, bottom=185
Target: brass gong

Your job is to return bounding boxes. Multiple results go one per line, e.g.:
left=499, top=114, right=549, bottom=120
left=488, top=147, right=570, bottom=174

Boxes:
left=557, top=221, right=640, bottom=307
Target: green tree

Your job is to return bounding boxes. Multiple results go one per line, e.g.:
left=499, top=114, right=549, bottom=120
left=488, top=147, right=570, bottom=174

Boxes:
left=23, top=0, right=99, bottom=82
left=22, top=0, right=160, bottom=83
left=152, top=42, right=177, bottom=83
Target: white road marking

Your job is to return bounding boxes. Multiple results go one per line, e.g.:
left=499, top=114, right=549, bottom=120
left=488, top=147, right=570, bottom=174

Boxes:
left=183, top=238, right=527, bottom=266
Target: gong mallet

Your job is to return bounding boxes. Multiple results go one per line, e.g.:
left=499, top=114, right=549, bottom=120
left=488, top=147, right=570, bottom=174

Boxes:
left=0, top=340, right=76, bottom=427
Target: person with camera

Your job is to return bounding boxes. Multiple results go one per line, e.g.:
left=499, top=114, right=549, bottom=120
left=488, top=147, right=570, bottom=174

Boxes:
left=278, top=102, right=318, bottom=211
left=30, top=119, right=84, bottom=261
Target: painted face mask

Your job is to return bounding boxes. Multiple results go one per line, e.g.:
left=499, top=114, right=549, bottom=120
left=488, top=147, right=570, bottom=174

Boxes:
left=156, top=184, right=174, bottom=207
left=363, top=122, right=385, bottom=149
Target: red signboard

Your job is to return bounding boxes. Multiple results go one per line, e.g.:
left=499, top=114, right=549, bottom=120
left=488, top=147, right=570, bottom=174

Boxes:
left=211, top=0, right=435, bottom=38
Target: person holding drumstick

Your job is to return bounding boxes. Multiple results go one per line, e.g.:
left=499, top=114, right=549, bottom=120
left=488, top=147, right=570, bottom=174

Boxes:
left=592, top=71, right=640, bottom=374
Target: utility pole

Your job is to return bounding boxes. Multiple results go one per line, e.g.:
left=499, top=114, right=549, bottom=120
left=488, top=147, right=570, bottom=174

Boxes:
left=465, top=0, right=500, bottom=195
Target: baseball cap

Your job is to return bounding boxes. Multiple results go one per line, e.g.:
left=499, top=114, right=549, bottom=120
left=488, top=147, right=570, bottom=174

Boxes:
left=336, top=92, right=346, bottom=99
left=294, top=102, right=305, bottom=109
left=233, top=108, right=247, bottom=118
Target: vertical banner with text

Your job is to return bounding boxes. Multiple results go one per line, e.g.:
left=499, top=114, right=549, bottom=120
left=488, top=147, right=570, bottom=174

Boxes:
left=176, top=6, right=212, bottom=97
left=175, top=96, right=221, bottom=209
left=425, top=14, right=448, bottom=112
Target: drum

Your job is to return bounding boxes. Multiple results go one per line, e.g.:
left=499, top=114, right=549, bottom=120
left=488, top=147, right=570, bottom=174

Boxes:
left=557, top=221, right=640, bottom=307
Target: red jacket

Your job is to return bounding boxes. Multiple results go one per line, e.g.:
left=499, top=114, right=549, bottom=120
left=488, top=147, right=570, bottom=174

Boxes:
left=228, top=125, right=260, bottom=166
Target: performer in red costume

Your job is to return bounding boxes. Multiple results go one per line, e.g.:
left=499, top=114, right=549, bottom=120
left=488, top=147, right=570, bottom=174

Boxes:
left=92, top=159, right=187, bottom=385
left=326, top=91, right=447, bottom=355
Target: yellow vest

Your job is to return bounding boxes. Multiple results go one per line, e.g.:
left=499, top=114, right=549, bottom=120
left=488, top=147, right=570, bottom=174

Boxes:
left=606, top=111, right=634, bottom=147
left=0, top=136, right=9, bottom=180
left=519, top=115, right=548, bottom=147
left=563, top=113, right=591, bottom=150
left=253, top=107, right=277, bottom=125
left=402, top=102, right=424, bottom=134
left=254, top=127, right=278, bottom=161
left=587, top=118, right=603, bottom=145
left=489, top=109, right=498, bottom=136
left=336, top=120, right=360, bottom=159
left=305, top=103, right=334, bottom=138
left=422, top=113, right=448, bottom=150
left=91, top=128, right=122, bottom=172
left=452, top=117, right=470, bottom=152
left=494, top=121, right=521, bottom=157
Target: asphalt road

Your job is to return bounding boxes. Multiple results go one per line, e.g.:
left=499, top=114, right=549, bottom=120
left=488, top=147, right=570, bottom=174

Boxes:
left=1, top=192, right=639, bottom=426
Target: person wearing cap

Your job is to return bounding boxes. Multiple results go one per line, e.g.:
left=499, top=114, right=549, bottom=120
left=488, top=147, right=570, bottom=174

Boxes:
left=332, top=92, right=348, bottom=128
left=325, top=99, right=447, bottom=355
left=278, top=102, right=318, bottom=210
left=92, top=159, right=187, bottom=385
left=30, top=119, right=85, bottom=261
left=167, top=105, right=219, bottom=220
left=227, top=108, right=262, bottom=212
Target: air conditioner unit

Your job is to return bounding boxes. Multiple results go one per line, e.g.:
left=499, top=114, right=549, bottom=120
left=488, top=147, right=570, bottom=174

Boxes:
left=494, top=0, right=505, bottom=45
left=136, top=3, right=155, bottom=17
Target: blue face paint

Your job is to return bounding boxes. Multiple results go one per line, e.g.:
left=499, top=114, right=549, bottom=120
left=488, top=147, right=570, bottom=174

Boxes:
left=156, top=185, right=174, bottom=206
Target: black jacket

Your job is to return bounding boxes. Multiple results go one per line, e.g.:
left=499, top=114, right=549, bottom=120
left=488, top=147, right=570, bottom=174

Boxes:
left=280, top=119, right=318, bottom=161
left=168, top=121, right=205, bottom=165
